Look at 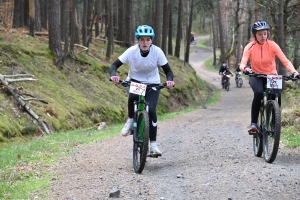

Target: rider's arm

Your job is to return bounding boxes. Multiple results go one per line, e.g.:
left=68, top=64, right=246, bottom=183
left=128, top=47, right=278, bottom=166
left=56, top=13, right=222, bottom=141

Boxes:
left=239, top=42, right=253, bottom=71
left=161, top=63, right=174, bottom=81
left=272, top=41, right=297, bottom=74
left=109, top=59, right=123, bottom=76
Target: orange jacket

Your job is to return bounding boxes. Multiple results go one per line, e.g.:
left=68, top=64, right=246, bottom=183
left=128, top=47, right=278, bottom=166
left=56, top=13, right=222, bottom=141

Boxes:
left=239, top=40, right=296, bottom=74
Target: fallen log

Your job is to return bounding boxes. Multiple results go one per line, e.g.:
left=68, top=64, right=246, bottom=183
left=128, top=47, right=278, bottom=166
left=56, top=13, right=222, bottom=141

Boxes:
left=0, top=74, right=51, bottom=135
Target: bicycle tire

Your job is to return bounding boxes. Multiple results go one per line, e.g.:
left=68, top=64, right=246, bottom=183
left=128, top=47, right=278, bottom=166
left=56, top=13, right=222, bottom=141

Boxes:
left=237, top=78, right=243, bottom=88
left=263, top=100, right=281, bottom=163
left=133, top=110, right=149, bottom=173
left=253, top=107, right=263, bottom=157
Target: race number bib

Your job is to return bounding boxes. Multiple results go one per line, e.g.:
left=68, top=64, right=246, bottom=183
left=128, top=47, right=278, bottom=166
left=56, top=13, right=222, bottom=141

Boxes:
left=267, top=75, right=282, bottom=89
left=129, top=81, right=147, bottom=96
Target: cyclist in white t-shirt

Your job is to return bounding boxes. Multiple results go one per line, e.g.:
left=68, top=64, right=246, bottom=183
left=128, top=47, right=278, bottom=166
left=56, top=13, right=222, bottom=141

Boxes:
left=109, top=25, right=175, bottom=156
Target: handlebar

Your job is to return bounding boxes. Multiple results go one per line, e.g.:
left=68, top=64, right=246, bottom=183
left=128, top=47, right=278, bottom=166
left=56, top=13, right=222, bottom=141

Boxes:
left=246, top=73, right=298, bottom=81
left=109, top=79, right=167, bottom=89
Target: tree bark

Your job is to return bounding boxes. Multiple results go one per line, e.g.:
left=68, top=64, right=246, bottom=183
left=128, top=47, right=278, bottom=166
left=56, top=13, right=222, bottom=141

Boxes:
left=82, top=0, right=88, bottom=47
left=174, top=0, right=183, bottom=58
left=48, top=0, right=62, bottom=68
left=161, top=0, right=169, bottom=54
left=277, top=0, right=286, bottom=77
left=153, top=0, right=162, bottom=47
left=35, top=0, right=41, bottom=31
left=105, top=0, right=113, bottom=60
left=167, top=0, right=173, bottom=56
left=29, top=0, right=35, bottom=37
left=217, top=0, right=226, bottom=63
left=184, top=0, right=194, bottom=63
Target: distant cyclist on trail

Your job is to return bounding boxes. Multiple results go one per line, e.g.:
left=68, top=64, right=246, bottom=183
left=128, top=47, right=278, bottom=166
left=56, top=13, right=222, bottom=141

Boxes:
left=109, top=25, right=175, bottom=156
left=239, top=20, right=300, bottom=134
left=234, top=63, right=242, bottom=82
left=219, top=61, right=233, bottom=88
left=191, top=32, right=195, bottom=43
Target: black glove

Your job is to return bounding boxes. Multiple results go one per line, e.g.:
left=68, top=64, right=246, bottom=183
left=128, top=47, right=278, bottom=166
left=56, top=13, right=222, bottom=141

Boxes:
left=243, top=67, right=252, bottom=75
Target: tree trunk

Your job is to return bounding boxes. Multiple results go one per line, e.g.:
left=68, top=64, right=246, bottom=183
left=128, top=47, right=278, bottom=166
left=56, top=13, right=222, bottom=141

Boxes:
left=211, top=13, right=217, bottom=66
left=94, top=0, right=100, bottom=37
left=161, top=0, right=169, bottom=54
left=174, top=0, right=182, bottom=58
left=60, top=0, right=70, bottom=60
left=70, top=0, right=75, bottom=54
left=125, top=0, right=132, bottom=47
left=12, top=0, right=24, bottom=28
left=184, top=0, right=194, bottom=63
left=293, top=0, right=300, bottom=71
left=167, top=0, right=173, bottom=56
left=40, top=0, right=47, bottom=29
left=29, top=0, right=35, bottom=37
left=48, top=0, right=62, bottom=68
left=105, top=0, right=113, bottom=60
left=82, top=0, right=88, bottom=47
left=153, top=0, right=162, bottom=47
left=35, top=0, right=41, bottom=31
left=217, top=0, right=226, bottom=63
left=117, top=0, right=124, bottom=44
left=277, top=0, right=286, bottom=78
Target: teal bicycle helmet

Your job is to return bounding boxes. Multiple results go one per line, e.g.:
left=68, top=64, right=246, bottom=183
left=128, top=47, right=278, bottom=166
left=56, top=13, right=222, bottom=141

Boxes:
left=135, top=25, right=155, bottom=39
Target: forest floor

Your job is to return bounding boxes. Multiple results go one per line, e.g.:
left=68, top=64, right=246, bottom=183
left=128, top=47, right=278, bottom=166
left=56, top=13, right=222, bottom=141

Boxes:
left=47, top=36, right=300, bottom=200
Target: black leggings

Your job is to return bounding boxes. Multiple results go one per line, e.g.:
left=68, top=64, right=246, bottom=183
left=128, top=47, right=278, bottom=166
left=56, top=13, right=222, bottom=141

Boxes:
left=249, top=76, right=281, bottom=124
left=127, top=87, right=160, bottom=141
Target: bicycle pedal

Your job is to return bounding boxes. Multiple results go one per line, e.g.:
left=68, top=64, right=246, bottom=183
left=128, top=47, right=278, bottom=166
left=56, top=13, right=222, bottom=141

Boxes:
left=147, top=154, right=161, bottom=158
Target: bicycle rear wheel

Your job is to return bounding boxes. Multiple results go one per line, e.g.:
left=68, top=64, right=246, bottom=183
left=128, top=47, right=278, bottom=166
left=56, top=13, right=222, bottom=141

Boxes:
left=253, top=107, right=263, bottom=157
left=133, top=110, right=149, bottom=173
left=263, top=100, right=281, bottom=163
left=237, top=78, right=243, bottom=88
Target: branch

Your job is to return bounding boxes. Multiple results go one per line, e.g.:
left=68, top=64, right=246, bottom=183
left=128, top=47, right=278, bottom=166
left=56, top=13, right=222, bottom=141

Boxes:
left=0, top=74, right=51, bottom=135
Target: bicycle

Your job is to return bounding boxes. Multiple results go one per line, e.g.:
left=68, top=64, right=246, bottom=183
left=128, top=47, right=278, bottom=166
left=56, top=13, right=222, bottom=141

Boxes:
left=115, top=80, right=166, bottom=173
left=247, top=73, right=297, bottom=163
left=235, top=71, right=243, bottom=88
left=220, top=73, right=231, bottom=91
left=190, top=39, right=197, bottom=45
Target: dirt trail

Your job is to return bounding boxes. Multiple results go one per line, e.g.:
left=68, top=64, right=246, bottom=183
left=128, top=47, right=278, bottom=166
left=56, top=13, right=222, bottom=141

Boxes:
left=48, top=38, right=300, bottom=200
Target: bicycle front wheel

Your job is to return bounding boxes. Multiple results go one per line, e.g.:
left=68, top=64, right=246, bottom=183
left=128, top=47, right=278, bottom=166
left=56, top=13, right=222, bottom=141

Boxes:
left=226, top=82, right=230, bottom=91
left=263, top=100, right=281, bottom=163
left=237, top=78, right=243, bottom=88
left=133, top=110, right=149, bottom=173
left=253, top=107, right=263, bottom=157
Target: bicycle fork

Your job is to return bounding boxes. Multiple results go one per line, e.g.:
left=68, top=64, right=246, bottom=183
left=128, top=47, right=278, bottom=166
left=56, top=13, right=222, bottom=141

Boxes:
left=133, top=100, right=149, bottom=146
left=262, top=91, right=279, bottom=132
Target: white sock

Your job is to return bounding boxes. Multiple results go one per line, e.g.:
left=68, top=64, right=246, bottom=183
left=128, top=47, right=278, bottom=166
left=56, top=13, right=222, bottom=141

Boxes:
left=150, top=142, right=157, bottom=148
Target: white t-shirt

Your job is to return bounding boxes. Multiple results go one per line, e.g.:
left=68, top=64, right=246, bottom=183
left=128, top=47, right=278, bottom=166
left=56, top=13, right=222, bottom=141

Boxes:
left=118, top=44, right=168, bottom=84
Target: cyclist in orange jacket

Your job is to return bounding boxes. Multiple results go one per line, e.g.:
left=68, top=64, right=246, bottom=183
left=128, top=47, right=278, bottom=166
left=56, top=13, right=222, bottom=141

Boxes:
left=239, top=20, right=300, bottom=134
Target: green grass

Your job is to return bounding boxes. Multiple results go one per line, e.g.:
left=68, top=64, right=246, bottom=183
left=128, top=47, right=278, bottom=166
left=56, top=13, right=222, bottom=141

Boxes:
left=0, top=125, right=122, bottom=199
left=281, top=126, right=300, bottom=148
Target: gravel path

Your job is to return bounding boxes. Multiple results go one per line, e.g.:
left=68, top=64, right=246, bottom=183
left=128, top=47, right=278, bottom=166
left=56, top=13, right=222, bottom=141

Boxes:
left=48, top=38, right=300, bottom=200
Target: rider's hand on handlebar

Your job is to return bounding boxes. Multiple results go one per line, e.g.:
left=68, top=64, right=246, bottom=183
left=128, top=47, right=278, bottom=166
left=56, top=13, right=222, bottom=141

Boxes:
left=110, top=76, right=120, bottom=83
left=292, top=72, right=300, bottom=79
left=243, top=67, right=252, bottom=75
left=166, top=81, right=175, bottom=88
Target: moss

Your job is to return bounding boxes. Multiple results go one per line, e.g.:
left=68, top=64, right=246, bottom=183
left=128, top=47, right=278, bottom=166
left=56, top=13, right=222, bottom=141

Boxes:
left=0, top=31, right=213, bottom=145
